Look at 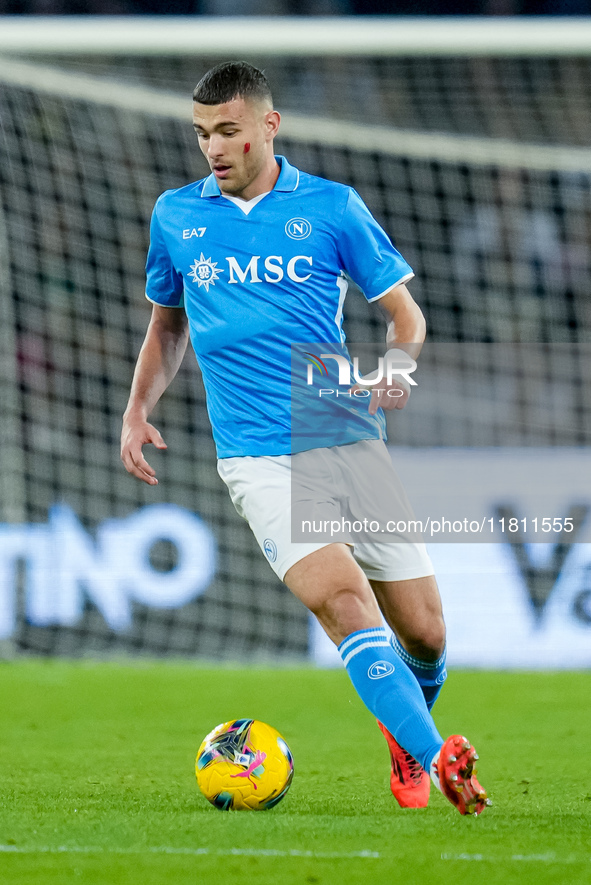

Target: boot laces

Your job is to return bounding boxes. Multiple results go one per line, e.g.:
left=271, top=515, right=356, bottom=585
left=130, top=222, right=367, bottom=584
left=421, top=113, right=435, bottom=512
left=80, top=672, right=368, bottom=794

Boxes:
left=402, top=749, right=424, bottom=785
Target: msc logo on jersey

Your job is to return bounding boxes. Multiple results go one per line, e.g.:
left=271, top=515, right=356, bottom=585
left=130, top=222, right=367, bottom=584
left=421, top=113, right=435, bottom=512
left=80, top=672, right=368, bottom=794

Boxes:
left=227, top=255, right=312, bottom=284
left=187, top=254, right=222, bottom=291
left=285, top=217, right=312, bottom=240
left=188, top=254, right=313, bottom=288
left=368, top=661, right=395, bottom=680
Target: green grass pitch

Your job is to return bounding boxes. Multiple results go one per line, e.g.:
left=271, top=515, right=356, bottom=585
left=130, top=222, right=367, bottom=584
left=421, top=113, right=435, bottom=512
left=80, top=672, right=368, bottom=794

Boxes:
left=1, top=661, right=590, bottom=885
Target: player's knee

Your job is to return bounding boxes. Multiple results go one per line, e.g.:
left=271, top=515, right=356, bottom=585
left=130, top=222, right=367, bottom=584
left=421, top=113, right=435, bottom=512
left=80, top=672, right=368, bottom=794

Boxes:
left=403, top=617, right=446, bottom=662
left=311, top=582, right=381, bottom=646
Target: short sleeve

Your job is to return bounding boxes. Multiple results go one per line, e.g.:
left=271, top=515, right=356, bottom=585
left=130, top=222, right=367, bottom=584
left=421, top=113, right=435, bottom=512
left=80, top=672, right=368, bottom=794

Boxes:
left=336, top=189, right=414, bottom=302
left=145, top=201, right=185, bottom=308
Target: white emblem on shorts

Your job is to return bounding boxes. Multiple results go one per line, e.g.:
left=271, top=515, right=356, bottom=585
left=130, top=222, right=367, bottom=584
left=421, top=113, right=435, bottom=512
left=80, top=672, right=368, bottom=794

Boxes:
left=368, top=661, right=395, bottom=680
left=285, top=218, right=312, bottom=240
left=187, top=253, right=222, bottom=291
left=263, top=538, right=278, bottom=563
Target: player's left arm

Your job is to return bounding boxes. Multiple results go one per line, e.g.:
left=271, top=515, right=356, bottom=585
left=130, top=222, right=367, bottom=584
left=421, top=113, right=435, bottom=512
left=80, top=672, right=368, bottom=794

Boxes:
left=378, top=282, right=426, bottom=358
left=356, top=282, right=426, bottom=416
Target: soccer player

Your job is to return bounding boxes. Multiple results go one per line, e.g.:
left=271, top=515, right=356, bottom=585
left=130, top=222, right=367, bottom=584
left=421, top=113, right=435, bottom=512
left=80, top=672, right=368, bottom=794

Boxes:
left=121, top=62, right=489, bottom=816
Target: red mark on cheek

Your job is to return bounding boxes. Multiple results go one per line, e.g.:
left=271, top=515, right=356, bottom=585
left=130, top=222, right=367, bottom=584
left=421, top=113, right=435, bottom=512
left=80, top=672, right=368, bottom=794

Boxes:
left=244, top=142, right=250, bottom=154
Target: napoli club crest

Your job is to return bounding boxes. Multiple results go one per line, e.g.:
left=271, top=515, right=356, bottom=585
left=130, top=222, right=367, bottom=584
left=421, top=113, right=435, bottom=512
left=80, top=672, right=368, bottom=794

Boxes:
left=263, top=539, right=278, bottom=563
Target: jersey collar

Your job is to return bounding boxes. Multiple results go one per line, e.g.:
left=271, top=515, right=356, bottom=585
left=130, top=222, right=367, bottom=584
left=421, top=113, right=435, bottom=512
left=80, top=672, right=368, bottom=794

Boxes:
left=200, top=155, right=299, bottom=198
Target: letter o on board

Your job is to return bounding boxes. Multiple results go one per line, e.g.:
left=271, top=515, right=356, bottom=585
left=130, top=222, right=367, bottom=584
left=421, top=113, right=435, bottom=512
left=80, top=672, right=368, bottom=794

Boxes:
left=114, top=504, right=216, bottom=608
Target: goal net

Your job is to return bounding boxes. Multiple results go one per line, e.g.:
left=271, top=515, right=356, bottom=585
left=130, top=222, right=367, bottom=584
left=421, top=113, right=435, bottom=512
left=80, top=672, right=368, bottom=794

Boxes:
left=0, top=19, right=590, bottom=661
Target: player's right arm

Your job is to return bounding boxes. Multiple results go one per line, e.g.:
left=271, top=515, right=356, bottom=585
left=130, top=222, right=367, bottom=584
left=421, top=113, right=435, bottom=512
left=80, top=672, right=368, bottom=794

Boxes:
left=121, top=304, right=189, bottom=485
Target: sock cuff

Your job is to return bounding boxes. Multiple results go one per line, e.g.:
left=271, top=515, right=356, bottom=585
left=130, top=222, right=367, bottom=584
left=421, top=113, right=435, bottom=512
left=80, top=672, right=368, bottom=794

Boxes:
left=338, top=627, right=391, bottom=667
left=391, top=633, right=447, bottom=671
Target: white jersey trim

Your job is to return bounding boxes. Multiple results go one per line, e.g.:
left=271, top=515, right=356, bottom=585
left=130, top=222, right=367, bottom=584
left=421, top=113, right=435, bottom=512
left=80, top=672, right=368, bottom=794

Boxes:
left=222, top=191, right=271, bottom=215
left=334, top=273, right=349, bottom=341
left=366, top=272, right=415, bottom=303
left=145, top=291, right=185, bottom=308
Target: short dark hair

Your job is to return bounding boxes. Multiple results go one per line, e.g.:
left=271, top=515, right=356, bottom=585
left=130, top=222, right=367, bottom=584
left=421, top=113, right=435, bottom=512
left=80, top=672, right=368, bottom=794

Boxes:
left=193, top=62, right=273, bottom=106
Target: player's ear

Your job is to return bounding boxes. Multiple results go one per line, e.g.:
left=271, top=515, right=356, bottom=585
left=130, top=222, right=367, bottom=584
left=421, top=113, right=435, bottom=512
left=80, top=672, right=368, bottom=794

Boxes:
left=264, top=110, right=281, bottom=142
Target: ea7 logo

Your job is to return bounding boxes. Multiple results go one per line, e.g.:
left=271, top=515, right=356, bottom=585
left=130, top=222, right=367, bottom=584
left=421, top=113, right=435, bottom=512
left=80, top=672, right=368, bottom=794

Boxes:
left=368, top=660, right=395, bottom=680
left=227, top=255, right=312, bottom=284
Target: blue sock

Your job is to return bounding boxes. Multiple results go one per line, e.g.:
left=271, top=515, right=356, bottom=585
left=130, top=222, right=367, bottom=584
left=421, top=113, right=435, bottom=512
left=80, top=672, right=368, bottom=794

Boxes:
left=338, top=626, right=443, bottom=772
left=390, top=634, right=447, bottom=711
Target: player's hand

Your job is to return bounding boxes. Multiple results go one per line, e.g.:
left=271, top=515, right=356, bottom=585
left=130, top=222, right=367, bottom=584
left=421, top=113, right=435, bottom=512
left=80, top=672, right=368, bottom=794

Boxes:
left=349, top=377, right=410, bottom=416
left=120, top=415, right=167, bottom=485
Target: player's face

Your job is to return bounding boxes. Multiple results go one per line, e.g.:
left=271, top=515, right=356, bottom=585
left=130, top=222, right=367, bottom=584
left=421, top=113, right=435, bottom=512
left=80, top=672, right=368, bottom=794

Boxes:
left=193, top=96, right=278, bottom=198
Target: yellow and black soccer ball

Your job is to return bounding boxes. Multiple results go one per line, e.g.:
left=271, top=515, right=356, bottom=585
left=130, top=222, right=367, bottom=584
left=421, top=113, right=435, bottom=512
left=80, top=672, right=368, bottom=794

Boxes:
left=195, top=718, right=294, bottom=811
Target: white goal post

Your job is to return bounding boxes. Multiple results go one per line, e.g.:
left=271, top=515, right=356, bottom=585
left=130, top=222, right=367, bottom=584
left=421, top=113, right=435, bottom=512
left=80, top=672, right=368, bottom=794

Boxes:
left=2, top=15, right=591, bottom=56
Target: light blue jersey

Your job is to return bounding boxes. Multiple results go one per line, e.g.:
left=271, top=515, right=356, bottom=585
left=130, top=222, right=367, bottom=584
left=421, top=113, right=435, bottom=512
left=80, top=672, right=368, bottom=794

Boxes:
left=146, top=156, right=414, bottom=458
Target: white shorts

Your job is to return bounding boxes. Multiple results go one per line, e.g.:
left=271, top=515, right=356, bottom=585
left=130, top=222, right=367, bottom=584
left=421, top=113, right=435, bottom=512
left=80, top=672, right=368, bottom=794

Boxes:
left=217, top=440, right=434, bottom=583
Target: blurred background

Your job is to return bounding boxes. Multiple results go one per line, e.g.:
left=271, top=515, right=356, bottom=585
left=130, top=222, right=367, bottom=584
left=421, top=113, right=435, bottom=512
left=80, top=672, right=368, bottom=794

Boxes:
left=0, top=14, right=590, bottom=667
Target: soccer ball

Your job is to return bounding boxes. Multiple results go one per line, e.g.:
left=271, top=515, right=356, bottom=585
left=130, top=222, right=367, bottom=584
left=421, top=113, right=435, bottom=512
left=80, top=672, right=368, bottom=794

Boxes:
left=195, top=718, right=294, bottom=811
